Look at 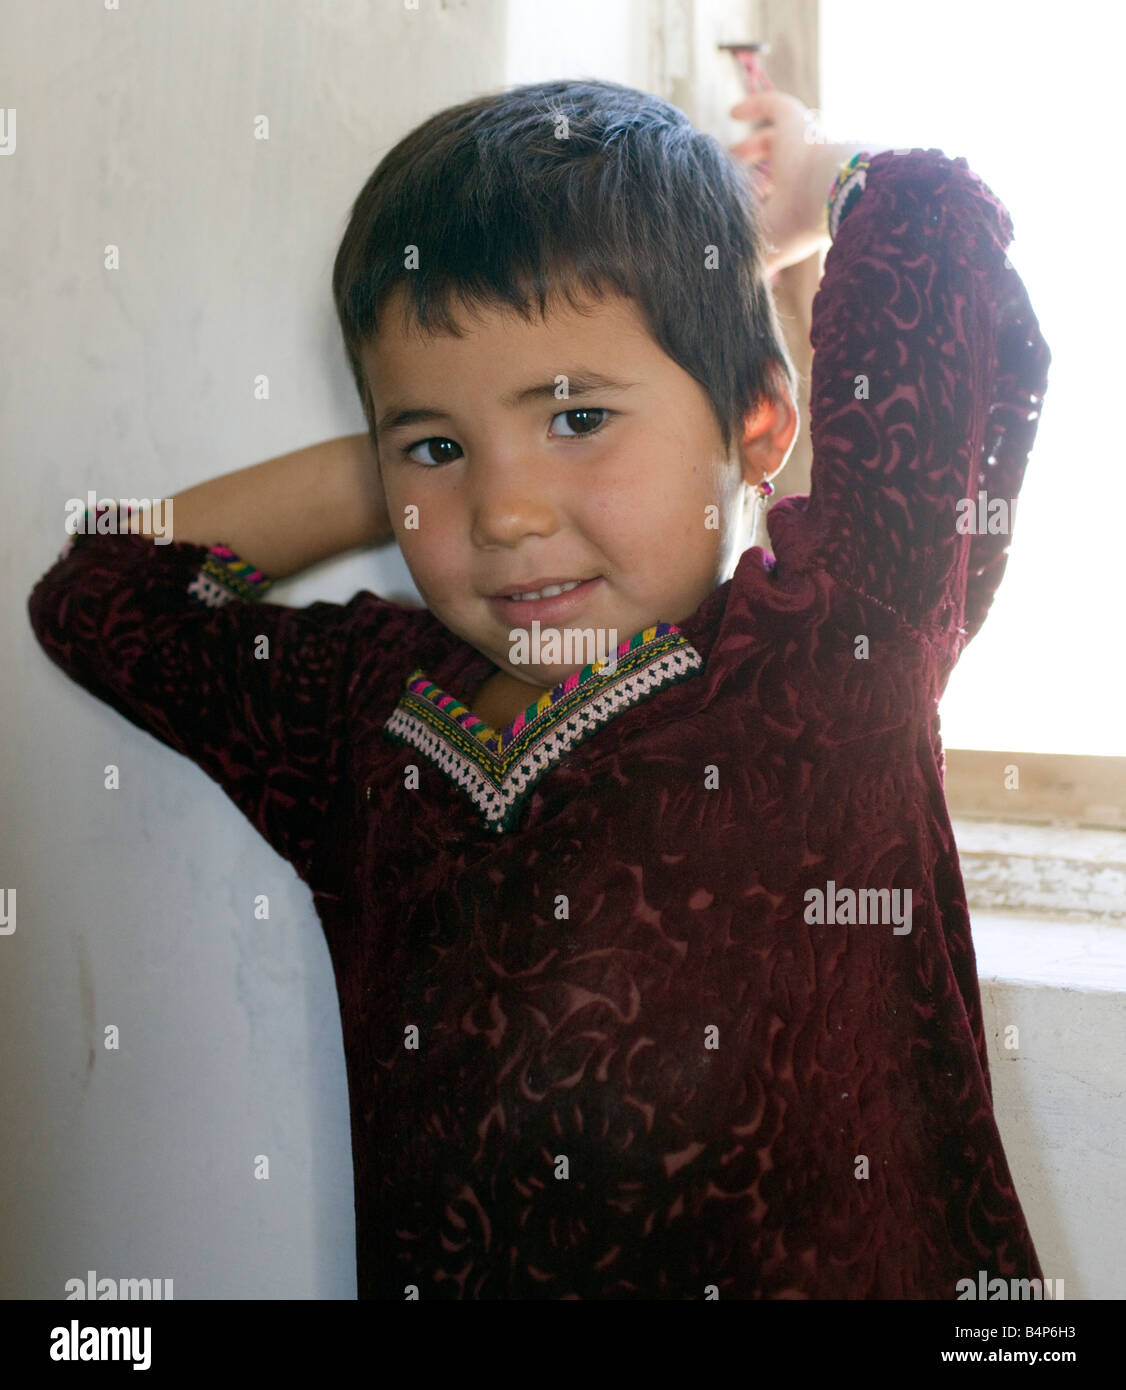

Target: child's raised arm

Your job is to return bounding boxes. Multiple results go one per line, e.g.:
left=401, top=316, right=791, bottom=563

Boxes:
left=732, top=92, right=1051, bottom=645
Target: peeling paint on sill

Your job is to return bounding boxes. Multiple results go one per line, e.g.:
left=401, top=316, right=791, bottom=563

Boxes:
left=953, top=819, right=1126, bottom=922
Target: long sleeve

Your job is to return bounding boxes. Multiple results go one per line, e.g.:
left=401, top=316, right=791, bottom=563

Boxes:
left=767, top=148, right=1051, bottom=649
left=27, top=504, right=361, bottom=893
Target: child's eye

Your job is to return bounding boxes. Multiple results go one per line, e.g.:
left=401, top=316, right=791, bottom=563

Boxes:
left=550, top=407, right=611, bottom=438
left=403, top=438, right=463, bottom=466
left=401, top=409, right=611, bottom=467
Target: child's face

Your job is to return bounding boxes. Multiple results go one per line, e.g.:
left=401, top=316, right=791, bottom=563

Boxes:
left=363, top=284, right=772, bottom=691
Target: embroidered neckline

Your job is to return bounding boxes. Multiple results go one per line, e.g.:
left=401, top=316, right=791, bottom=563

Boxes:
left=381, top=621, right=704, bottom=834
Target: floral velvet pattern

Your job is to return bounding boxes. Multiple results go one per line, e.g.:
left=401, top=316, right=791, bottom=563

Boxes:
left=28, top=148, right=1051, bottom=1298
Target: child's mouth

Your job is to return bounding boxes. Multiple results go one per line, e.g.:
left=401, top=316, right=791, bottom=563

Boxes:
left=487, top=577, right=602, bottom=624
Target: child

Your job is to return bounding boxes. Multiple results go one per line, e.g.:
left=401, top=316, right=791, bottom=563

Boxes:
left=28, top=79, right=1051, bottom=1299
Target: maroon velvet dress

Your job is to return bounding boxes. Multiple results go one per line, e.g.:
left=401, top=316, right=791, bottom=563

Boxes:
left=28, top=148, right=1052, bottom=1299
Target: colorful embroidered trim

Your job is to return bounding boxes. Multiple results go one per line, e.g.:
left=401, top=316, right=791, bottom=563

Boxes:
left=381, top=621, right=704, bottom=835
left=827, top=151, right=870, bottom=240
left=188, top=544, right=274, bottom=607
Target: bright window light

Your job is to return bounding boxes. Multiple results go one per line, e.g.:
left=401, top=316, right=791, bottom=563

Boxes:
left=820, top=0, right=1125, bottom=755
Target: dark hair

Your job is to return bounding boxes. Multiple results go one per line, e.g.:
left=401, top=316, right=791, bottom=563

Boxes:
left=332, top=78, right=796, bottom=455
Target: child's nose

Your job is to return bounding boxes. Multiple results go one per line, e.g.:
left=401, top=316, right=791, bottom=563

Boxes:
left=464, top=463, right=556, bottom=542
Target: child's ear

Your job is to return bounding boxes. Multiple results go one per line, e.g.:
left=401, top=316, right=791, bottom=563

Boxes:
left=738, top=378, right=798, bottom=489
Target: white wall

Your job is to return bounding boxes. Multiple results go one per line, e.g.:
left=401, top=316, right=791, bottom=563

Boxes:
left=979, top=964, right=1126, bottom=1301
left=2, top=0, right=507, bottom=1299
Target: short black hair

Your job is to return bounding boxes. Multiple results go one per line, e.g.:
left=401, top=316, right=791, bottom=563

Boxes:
left=332, top=78, right=796, bottom=456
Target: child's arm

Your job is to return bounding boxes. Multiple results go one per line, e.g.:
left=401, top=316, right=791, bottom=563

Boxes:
left=125, top=432, right=391, bottom=581
left=732, top=92, right=1051, bottom=644
left=27, top=434, right=410, bottom=895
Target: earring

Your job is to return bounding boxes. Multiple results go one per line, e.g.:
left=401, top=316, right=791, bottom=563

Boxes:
left=748, top=476, right=775, bottom=546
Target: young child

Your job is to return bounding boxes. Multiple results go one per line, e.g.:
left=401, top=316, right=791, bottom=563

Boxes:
left=28, top=79, right=1051, bottom=1299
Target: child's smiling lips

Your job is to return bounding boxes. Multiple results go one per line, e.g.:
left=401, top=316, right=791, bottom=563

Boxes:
left=487, top=574, right=597, bottom=598
left=486, top=576, right=603, bottom=623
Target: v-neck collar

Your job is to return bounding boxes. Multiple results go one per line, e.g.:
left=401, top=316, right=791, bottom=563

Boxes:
left=381, top=619, right=705, bottom=835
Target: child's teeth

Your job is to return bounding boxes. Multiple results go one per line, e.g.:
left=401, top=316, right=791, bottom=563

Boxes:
left=512, top=580, right=582, bottom=600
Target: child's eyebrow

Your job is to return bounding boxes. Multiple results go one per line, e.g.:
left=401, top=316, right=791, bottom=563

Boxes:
left=375, top=371, right=640, bottom=437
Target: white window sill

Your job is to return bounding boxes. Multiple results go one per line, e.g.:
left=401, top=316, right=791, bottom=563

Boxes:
left=968, top=910, right=1126, bottom=991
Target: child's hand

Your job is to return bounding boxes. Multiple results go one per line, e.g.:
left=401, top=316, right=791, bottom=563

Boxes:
left=729, top=91, right=863, bottom=277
